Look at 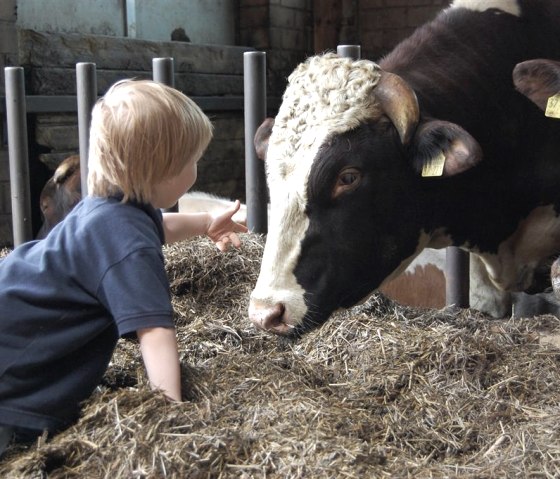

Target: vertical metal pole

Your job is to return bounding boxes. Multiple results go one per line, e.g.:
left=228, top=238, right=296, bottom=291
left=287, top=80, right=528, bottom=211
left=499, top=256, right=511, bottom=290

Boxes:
left=337, top=44, right=361, bottom=59
left=153, top=57, right=175, bottom=88
left=153, top=57, right=178, bottom=212
left=445, top=246, right=470, bottom=308
left=76, top=62, right=97, bottom=197
left=243, top=51, right=268, bottom=234
left=5, top=67, right=32, bottom=246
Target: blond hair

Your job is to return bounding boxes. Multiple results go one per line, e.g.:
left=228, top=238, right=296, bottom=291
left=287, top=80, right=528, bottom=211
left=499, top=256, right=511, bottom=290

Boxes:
left=87, top=79, right=213, bottom=203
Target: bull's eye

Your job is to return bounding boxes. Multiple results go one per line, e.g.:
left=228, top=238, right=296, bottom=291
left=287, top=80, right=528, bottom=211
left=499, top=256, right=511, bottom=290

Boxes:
left=333, top=167, right=361, bottom=198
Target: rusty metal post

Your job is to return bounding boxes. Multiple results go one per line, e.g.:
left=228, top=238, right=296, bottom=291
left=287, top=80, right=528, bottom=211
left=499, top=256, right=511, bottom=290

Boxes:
left=243, top=51, right=268, bottom=234
left=445, top=246, right=470, bottom=308
left=76, top=62, right=97, bottom=197
left=5, top=67, right=33, bottom=246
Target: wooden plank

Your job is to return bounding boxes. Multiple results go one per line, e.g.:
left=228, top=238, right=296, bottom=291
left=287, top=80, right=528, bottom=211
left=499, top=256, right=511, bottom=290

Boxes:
left=313, top=0, right=342, bottom=53
left=34, top=113, right=247, bottom=150
left=18, top=30, right=254, bottom=75
left=35, top=118, right=79, bottom=150
left=28, top=68, right=246, bottom=96
left=0, top=95, right=279, bottom=113
left=26, top=96, right=77, bottom=112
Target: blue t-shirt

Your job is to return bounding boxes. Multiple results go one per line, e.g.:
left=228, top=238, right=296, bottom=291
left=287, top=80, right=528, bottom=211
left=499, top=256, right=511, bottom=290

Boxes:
left=0, top=196, right=175, bottom=432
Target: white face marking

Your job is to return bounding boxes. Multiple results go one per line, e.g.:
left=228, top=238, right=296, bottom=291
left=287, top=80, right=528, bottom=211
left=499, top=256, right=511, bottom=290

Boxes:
left=450, top=0, right=521, bottom=16
left=476, top=205, right=560, bottom=291
left=250, top=54, right=384, bottom=327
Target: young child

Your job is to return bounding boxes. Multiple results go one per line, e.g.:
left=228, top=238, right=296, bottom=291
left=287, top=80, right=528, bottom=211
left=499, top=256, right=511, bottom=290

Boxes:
left=0, top=79, right=247, bottom=456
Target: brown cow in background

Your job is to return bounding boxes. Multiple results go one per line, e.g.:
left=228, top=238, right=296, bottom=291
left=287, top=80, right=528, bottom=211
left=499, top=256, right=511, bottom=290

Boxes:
left=36, top=155, right=82, bottom=239
left=513, top=59, right=560, bottom=113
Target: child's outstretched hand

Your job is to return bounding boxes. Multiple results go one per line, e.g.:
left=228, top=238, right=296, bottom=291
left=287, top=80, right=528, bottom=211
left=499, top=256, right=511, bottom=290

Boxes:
left=207, top=200, right=248, bottom=251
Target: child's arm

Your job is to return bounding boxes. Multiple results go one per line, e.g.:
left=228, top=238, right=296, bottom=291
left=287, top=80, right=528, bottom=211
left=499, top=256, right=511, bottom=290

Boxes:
left=137, top=327, right=182, bottom=401
left=162, top=200, right=248, bottom=250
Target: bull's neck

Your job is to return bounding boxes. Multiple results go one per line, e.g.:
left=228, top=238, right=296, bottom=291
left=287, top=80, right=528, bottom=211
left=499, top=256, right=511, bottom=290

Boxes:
left=378, top=8, right=532, bottom=135
left=418, top=169, right=533, bottom=255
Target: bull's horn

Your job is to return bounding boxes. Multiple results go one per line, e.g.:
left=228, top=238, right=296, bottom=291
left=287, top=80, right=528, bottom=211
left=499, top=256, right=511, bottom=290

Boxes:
left=374, top=71, right=420, bottom=145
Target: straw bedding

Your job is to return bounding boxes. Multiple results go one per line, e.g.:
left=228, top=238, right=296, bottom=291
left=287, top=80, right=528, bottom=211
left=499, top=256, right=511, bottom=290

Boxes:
left=1, top=236, right=559, bottom=478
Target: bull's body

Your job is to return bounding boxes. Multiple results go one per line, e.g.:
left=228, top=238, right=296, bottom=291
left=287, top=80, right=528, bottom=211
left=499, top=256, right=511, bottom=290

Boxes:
left=249, top=0, right=560, bottom=336
left=512, top=58, right=560, bottom=301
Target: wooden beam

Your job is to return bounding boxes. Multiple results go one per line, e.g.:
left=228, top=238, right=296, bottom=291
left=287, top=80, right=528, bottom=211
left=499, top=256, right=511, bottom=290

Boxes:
left=0, top=95, right=281, bottom=114
left=313, top=0, right=342, bottom=54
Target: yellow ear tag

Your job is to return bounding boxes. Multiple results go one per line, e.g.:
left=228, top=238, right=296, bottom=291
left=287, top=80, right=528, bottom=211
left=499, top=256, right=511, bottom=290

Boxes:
left=421, top=150, right=445, bottom=177
left=545, top=93, right=560, bottom=119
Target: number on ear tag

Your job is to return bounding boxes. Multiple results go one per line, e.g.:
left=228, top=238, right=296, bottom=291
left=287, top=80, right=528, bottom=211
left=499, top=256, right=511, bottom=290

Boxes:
left=422, top=151, right=446, bottom=177
left=545, top=93, right=560, bottom=119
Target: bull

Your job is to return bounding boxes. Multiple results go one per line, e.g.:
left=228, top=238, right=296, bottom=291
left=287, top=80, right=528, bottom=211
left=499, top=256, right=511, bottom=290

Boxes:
left=512, top=58, right=560, bottom=301
left=249, top=0, right=560, bottom=336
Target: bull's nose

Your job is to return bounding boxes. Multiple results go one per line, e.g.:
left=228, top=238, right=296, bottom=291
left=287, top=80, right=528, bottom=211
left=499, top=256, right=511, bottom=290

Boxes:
left=248, top=300, right=292, bottom=335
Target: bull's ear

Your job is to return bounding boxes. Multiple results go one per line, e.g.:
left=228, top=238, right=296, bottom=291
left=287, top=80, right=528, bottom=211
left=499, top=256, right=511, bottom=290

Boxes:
left=53, top=154, right=80, bottom=185
left=410, top=120, right=483, bottom=177
left=513, top=59, right=560, bottom=112
left=254, top=117, right=275, bottom=161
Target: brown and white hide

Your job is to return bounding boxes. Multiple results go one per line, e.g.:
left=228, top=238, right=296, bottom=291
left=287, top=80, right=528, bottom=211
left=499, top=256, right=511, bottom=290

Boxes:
left=37, top=155, right=82, bottom=239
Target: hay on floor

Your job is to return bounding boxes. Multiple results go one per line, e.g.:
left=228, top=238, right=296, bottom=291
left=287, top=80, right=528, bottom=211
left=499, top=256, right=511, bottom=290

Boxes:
left=1, top=234, right=560, bottom=478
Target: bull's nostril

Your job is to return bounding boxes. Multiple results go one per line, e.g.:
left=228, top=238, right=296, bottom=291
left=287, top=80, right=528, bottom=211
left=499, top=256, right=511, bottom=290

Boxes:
left=249, top=301, right=290, bottom=334
left=262, top=303, right=285, bottom=329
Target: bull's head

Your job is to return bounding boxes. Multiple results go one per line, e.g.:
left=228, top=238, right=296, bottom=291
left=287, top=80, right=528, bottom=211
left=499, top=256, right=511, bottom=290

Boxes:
left=249, top=54, right=482, bottom=337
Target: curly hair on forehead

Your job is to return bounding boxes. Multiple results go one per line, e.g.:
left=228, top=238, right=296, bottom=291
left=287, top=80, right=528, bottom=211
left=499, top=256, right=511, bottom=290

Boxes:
left=87, top=79, right=213, bottom=204
left=265, top=53, right=383, bottom=195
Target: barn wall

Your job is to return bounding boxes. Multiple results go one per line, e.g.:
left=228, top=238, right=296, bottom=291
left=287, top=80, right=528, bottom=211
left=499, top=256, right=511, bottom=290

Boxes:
left=239, top=0, right=313, bottom=104
left=239, top=0, right=448, bottom=97
left=16, top=0, right=236, bottom=45
left=16, top=0, right=124, bottom=37
left=358, top=0, right=448, bottom=60
left=0, top=0, right=453, bottom=247
left=22, top=30, right=252, bottom=242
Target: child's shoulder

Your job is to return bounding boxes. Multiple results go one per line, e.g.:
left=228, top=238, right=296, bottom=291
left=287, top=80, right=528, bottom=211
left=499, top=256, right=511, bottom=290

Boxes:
left=79, top=196, right=145, bottom=221
left=73, top=196, right=163, bottom=245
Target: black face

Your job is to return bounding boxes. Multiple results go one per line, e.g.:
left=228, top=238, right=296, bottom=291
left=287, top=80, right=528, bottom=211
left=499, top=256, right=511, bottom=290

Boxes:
left=292, top=121, right=428, bottom=335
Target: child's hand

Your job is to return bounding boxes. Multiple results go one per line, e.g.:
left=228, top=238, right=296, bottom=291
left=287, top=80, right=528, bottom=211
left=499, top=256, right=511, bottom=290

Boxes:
left=207, top=200, right=249, bottom=251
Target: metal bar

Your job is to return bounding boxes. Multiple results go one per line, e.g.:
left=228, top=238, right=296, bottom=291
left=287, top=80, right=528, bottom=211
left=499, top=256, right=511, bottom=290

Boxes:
left=243, top=51, right=268, bottom=234
left=5, top=67, right=33, bottom=246
left=337, top=44, right=361, bottom=59
left=445, top=246, right=470, bottom=308
left=76, top=62, right=97, bottom=197
left=152, top=57, right=175, bottom=88
left=152, top=57, right=178, bottom=213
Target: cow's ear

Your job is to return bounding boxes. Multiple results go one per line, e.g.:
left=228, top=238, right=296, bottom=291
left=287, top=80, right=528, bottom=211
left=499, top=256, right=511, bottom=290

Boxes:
left=513, top=59, right=560, bottom=112
left=254, top=117, right=275, bottom=161
left=409, top=120, right=483, bottom=177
